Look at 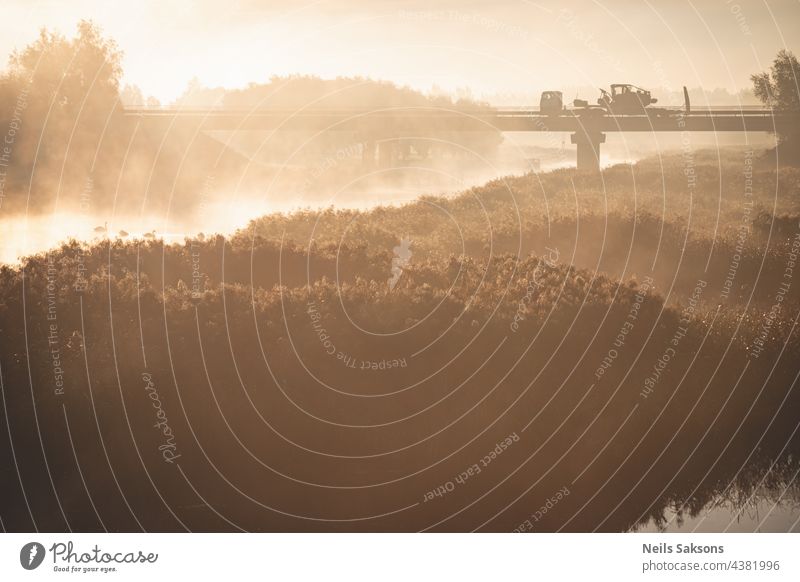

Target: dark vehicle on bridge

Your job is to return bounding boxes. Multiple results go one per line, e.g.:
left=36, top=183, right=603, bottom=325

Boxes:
left=572, top=85, right=689, bottom=118
left=540, top=91, right=564, bottom=114
left=572, top=98, right=606, bottom=115
left=597, top=84, right=658, bottom=114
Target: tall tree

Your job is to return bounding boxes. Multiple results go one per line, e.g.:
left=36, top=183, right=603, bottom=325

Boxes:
left=751, top=50, right=800, bottom=157
left=751, top=50, right=800, bottom=111
left=0, top=20, right=124, bottom=209
left=7, top=20, right=122, bottom=117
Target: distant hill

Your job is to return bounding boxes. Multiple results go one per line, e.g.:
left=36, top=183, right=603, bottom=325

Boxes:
left=172, top=75, right=492, bottom=110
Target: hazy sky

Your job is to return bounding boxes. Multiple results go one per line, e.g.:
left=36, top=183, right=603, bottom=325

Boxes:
left=1, top=0, right=798, bottom=103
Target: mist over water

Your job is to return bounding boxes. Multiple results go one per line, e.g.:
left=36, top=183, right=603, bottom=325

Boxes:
left=0, top=149, right=552, bottom=264
left=0, top=201, right=272, bottom=265
left=3, top=134, right=747, bottom=265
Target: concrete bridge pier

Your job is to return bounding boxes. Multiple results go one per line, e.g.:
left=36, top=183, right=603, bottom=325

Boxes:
left=361, top=139, right=397, bottom=168
left=377, top=140, right=396, bottom=168
left=571, top=131, right=606, bottom=171
left=361, top=141, right=377, bottom=167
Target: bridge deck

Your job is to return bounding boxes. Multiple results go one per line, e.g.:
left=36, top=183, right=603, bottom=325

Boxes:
left=121, top=106, right=798, bottom=170
left=123, top=107, right=793, bottom=133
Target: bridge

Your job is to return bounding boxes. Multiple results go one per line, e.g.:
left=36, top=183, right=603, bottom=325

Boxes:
left=124, top=107, right=796, bottom=171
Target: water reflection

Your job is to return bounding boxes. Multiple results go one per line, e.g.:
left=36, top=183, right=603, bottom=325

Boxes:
left=639, top=498, right=800, bottom=533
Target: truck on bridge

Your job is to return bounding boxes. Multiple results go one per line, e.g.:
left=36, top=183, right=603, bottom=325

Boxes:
left=569, top=84, right=690, bottom=116
left=598, top=84, right=657, bottom=114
